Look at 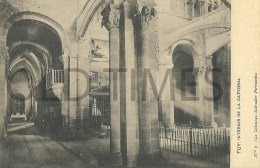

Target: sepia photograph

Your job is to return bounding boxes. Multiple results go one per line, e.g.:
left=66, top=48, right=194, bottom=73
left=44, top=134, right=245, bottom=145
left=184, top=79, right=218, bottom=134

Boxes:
left=0, top=0, right=258, bottom=168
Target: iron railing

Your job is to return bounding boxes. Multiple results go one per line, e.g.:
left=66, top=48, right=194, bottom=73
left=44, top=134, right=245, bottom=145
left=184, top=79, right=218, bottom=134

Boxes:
left=159, top=122, right=230, bottom=166
left=89, top=91, right=110, bottom=129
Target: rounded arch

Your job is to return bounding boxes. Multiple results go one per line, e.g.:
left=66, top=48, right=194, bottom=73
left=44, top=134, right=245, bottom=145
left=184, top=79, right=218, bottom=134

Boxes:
left=12, top=93, right=26, bottom=101
left=9, top=42, right=52, bottom=76
left=207, top=38, right=230, bottom=56
left=170, top=39, right=200, bottom=65
left=171, top=41, right=199, bottom=124
left=162, top=7, right=231, bottom=51
left=1, top=12, right=70, bottom=57
left=78, top=0, right=106, bottom=37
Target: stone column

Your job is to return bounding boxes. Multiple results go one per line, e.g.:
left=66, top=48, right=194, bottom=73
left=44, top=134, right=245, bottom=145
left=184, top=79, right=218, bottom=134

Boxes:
left=0, top=46, right=8, bottom=140
left=120, top=1, right=139, bottom=167
left=204, top=55, right=214, bottom=125
left=188, top=0, right=196, bottom=18
left=194, top=56, right=213, bottom=125
left=77, top=38, right=90, bottom=135
left=68, top=55, right=78, bottom=135
left=60, top=55, right=70, bottom=134
left=159, top=50, right=174, bottom=123
left=101, top=4, right=122, bottom=165
left=195, top=0, right=206, bottom=17
left=135, top=0, right=160, bottom=162
left=218, top=44, right=231, bottom=127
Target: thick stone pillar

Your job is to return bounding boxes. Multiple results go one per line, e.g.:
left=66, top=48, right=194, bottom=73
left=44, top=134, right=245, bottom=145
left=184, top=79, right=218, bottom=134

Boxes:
left=120, top=2, right=139, bottom=167
left=217, top=44, right=231, bottom=127
left=135, top=1, right=160, bottom=162
left=77, top=38, right=90, bottom=134
left=159, top=50, right=174, bottom=123
left=60, top=55, right=70, bottom=134
left=0, top=46, right=8, bottom=140
left=204, top=56, right=214, bottom=125
left=101, top=4, right=122, bottom=165
left=194, top=56, right=213, bottom=125
left=68, top=55, right=78, bottom=135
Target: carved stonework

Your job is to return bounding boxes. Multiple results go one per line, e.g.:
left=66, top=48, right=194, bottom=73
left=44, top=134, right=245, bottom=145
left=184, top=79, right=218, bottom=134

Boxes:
left=138, top=6, right=156, bottom=22
left=195, top=0, right=205, bottom=16
left=208, top=0, right=224, bottom=12
left=193, top=55, right=213, bottom=74
left=188, top=0, right=196, bottom=5
left=59, top=55, right=70, bottom=65
left=101, top=4, right=121, bottom=30
left=208, top=3, right=215, bottom=12
left=193, top=56, right=201, bottom=68
left=0, top=46, right=9, bottom=60
left=193, top=66, right=204, bottom=75
left=195, top=0, right=206, bottom=7
left=135, top=0, right=156, bottom=23
left=205, top=55, right=213, bottom=68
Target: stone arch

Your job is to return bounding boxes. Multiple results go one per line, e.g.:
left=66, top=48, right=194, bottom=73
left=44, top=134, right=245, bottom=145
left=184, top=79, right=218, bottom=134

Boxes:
left=9, top=42, right=52, bottom=77
left=162, top=7, right=230, bottom=51
left=0, top=11, right=70, bottom=57
left=9, top=58, right=39, bottom=86
left=210, top=41, right=230, bottom=56
left=78, top=0, right=106, bottom=37
left=206, top=31, right=231, bottom=56
left=170, top=39, right=201, bottom=64
left=171, top=40, right=199, bottom=124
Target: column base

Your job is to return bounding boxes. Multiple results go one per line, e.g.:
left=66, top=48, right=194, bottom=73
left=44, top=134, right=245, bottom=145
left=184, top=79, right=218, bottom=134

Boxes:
left=109, top=152, right=122, bottom=166
left=122, top=153, right=138, bottom=167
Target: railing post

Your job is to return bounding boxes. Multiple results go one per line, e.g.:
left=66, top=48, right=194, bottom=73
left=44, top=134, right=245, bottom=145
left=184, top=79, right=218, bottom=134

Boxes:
left=58, top=70, right=60, bottom=83
left=223, top=124, right=228, bottom=163
left=189, top=121, right=193, bottom=156
left=52, top=69, right=54, bottom=84
left=164, top=119, right=167, bottom=139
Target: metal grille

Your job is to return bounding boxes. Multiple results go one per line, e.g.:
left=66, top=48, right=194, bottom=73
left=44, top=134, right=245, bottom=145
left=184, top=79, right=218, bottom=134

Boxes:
left=159, top=123, right=230, bottom=166
left=89, top=92, right=110, bottom=129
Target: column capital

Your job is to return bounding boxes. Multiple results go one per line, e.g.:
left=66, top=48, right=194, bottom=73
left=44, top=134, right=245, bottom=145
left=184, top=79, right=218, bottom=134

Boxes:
left=59, top=55, right=70, bottom=64
left=101, top=4, right=121, bottom=30
left=193, top=55, right=213, bottom=74
left=208, top=0, right=224, bottom=11
left=135, top=0, right=157, bottom=23
left=205, top=55, right=213, bottom=68
left=0, top=46, right=9, bottom=61
left=188, top=0, right=196, bottom=5
left=195, top=0, right=206, bottom=5
left=193, top=67, right=204, bottom=75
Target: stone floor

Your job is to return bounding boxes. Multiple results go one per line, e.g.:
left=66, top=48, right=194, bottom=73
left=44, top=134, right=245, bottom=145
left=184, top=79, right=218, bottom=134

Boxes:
left=2, top=122, right=93, bottom=168
left=0, top=122, right=229, bottom=168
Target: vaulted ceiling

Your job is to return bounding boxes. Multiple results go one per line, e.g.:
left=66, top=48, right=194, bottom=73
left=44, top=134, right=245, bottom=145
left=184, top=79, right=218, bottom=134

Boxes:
left=7, top=19, right=63, bottom=86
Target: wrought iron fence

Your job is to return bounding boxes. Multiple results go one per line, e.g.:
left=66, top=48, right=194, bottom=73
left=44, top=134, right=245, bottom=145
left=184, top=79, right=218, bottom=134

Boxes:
left=159, top=122, right=230, bottom=166
left=89, top=91, right=110, bottom=129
